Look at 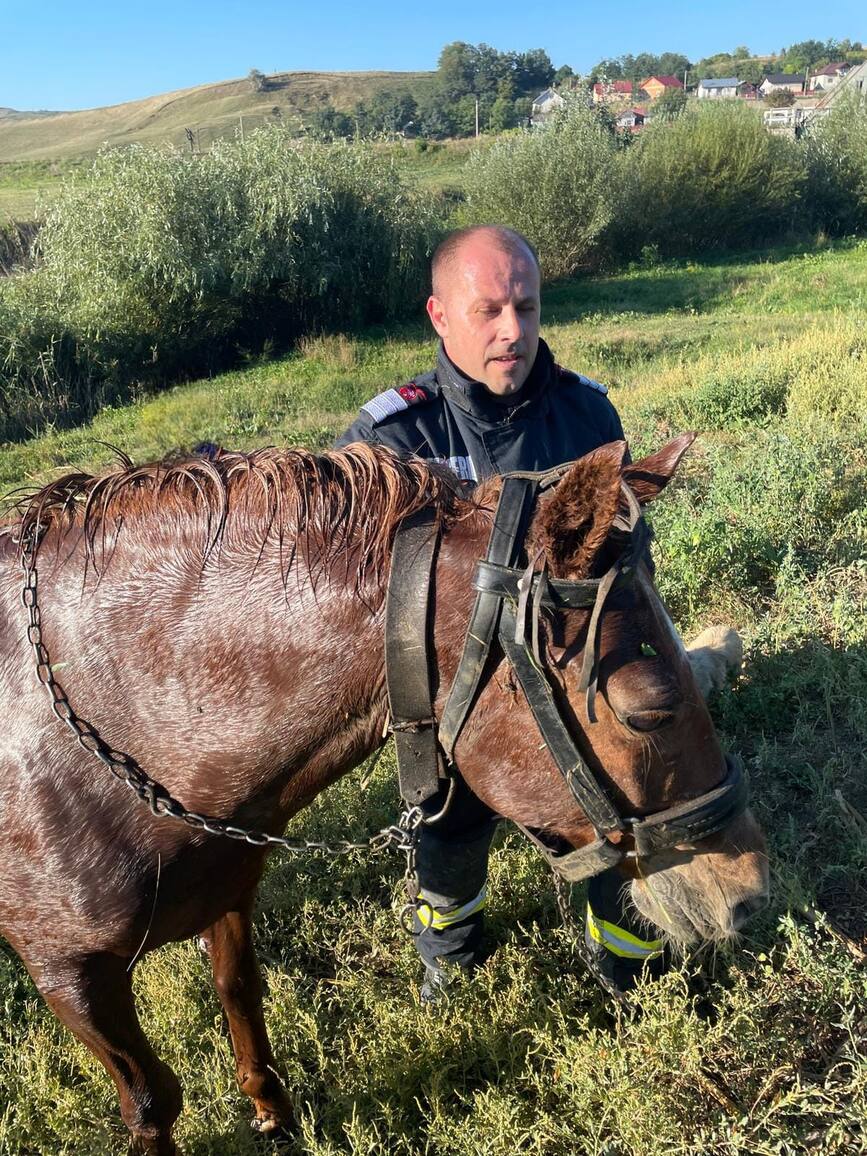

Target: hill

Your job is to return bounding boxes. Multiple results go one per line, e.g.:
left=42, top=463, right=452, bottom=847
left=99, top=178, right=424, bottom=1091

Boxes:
left=0, top=70, right=436, bottom=162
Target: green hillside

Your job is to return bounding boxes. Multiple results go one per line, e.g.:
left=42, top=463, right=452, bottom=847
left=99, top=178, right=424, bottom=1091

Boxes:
left=0, top=69, right=436, bottom=163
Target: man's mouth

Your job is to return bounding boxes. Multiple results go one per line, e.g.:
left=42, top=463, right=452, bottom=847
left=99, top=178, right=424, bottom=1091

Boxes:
left=490, top=352, right=523, bottom=367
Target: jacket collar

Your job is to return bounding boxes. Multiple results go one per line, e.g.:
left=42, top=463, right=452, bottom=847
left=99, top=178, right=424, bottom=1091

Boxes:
left=436, top=339, right=556, bottom=422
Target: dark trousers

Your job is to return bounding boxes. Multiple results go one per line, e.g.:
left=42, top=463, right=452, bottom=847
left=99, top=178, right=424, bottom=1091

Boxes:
left=412, top=778, right=666, bottom=986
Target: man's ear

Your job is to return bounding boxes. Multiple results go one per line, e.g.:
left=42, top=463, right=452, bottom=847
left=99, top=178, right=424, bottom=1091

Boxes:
left=426, top=295, right=448, bottom=339
left=623, top=432, right=697, bottom=504
left=530, top=441, right=628, bottom=579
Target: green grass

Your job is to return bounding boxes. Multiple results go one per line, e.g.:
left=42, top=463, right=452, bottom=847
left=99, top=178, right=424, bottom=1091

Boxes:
left=0, top=243, right=865, bottom=1155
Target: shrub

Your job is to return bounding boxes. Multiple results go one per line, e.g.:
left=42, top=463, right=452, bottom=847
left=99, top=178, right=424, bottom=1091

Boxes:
left=804, top=93, right=867, bottom=236
left=462, top=99, right=620, bottom=279
left=0, top=128, right=441, bottom=442
left=618, top=102, right=808, bottom=257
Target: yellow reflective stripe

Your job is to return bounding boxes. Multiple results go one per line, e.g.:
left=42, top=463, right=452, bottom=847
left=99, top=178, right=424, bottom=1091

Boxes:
left=586, top=905, right=663, bottom=959
left=416, top=887, right=487, bottom=930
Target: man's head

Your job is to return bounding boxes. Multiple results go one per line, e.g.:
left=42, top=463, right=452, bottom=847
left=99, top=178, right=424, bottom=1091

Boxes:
left=426, top=225, right=541, bottom=396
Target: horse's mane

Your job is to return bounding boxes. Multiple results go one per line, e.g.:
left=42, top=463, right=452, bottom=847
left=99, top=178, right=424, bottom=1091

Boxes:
left=9, top=443, right=486, bottom=583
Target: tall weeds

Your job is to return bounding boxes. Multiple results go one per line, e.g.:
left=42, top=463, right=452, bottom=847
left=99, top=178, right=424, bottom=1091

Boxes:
left=0, top=128, right=440, bottom=442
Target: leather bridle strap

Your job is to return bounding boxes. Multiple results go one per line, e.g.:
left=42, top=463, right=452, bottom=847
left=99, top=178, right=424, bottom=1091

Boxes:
left=499, top=600, right=624, bottom=836
left=384, top=507, right=444, bottom=805
left=438, top=476, right=538, bottom=763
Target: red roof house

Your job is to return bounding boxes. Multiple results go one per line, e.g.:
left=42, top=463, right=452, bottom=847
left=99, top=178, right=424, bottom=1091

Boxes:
left=640, top=75, right=684, bottom=101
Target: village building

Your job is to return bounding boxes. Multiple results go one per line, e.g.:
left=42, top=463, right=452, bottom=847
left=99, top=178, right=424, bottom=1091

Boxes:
left=530, top=88, right=566, bottom=124
left=592, top=80, right=633, bottom=105
left=738, top=81, right=759, bottom=100
left=697, top=77, right=740, bottom=100
left=808, top=63, right=851, bottom=92
left=638, top=75, right=683, bottom=102
left=615, top=107, right=648, bottom=132
left=759, top=73, right=806, bottom=96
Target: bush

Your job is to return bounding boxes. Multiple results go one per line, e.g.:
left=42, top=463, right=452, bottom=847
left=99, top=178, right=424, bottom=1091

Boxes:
left=0, top=128, right=441, bottom=442
left=462, top=99, right=620, bottom=279
left=804, top=93, right=867, bottom=235
left=618, top=102, right=808, bottom=256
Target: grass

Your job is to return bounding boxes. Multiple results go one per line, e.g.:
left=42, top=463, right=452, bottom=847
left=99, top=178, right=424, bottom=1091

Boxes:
left=0, top=71, right=438, bottom=165
left=0, top=242, right=865, bottom=1154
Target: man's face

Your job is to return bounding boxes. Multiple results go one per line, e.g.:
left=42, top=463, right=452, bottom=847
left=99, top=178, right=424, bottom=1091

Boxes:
left=426, top=238, right=541, bottom=396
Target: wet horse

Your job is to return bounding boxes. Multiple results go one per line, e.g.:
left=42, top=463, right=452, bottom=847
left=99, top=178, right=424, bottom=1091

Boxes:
left=0, top=436, right=768, bottom=1154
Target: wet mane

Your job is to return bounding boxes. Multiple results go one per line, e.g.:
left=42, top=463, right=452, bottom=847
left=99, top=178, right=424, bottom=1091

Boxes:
left=9, top=444, right=485, bottom=583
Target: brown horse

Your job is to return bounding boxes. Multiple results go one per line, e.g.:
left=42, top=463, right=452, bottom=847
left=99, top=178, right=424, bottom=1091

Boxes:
left=0, top=436, right=767, bottom=1154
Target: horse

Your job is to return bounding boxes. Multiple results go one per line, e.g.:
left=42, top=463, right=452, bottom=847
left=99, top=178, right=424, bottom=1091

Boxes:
left=0, top=434, right=768, bottom=1154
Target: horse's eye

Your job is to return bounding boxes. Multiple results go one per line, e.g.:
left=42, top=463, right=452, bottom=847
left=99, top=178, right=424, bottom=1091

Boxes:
left=640, top=643, right=658, bottom=657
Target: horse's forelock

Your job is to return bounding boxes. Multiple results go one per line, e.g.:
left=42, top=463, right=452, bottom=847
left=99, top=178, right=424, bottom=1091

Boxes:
left=9, top=443, right=468, bottom=585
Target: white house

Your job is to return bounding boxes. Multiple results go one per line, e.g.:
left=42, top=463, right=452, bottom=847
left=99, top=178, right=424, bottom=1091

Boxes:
left=697, top=77, right=740, bottom=99
left=759, top=73, right=805, bottom=96
left=531, top=88, right=566, bottom=124
left=808, top=63, right=851, bottom=92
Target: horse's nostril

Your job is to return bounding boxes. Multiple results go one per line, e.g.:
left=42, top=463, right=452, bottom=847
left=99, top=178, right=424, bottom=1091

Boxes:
left=732, top=894, right=767, bottom=929
left=626, top=709, right=675, bottom=733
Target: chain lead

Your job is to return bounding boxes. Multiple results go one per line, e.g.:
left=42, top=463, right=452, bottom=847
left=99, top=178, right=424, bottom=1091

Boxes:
left=17, top=527, right=429, bottom=868
left=18, top=525, right=617, bottom=984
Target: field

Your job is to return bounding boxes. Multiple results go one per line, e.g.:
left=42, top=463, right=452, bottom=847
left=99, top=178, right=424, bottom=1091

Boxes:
left=0, top=70, right=437, bottom=168
left=0, top=243, right=865, bottom=1154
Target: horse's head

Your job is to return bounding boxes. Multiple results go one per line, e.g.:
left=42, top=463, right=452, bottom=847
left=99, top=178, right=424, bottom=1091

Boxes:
left=437, top=435, right=768, bottom=945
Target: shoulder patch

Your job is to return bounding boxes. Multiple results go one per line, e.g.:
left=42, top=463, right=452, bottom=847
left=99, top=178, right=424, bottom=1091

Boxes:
left=558, top=365, right=609, bottom=396
left=578, top=373, right=609, bottom=396
left=361, top=382, right=430, bottom=424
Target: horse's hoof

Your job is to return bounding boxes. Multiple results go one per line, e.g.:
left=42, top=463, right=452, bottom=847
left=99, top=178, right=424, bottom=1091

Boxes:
left=250, top=1114, right=292, bottom=1139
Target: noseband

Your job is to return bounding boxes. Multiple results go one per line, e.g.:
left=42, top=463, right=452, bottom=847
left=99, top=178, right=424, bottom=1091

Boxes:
left=385, top=468, right=749, bottom=882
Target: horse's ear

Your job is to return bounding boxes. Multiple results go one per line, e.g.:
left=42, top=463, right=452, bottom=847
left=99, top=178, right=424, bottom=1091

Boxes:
left=531, top=440, right=628, bottom=578
left=623, top=432, right=697, bottom=504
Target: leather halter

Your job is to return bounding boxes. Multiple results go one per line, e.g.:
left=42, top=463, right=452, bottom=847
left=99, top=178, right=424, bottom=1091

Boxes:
left=384, top=469, right=749, bottom=882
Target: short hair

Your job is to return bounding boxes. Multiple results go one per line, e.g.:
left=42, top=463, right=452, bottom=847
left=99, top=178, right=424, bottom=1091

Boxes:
left=430, top=225, right=540, bottom=298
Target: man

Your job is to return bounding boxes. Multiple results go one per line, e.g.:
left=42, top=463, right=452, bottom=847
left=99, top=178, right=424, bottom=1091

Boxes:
left=336, top=225, right=666, bottom=1000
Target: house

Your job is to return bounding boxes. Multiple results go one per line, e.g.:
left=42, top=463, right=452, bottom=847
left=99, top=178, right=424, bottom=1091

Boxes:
left=697, top=77, right=740, bottom=100
left=759, top=73, right=805, bottom=96
left=531, top=88, right=566, bottom=123
left=592, top=80, right=633, bottom=105
left=638, top=75, right=683, bottom=102
left=808, top=63, right=851, bottom=92
left=738, top=82, right=759, bottom=100
left=615, top=107, right=648, bottom=132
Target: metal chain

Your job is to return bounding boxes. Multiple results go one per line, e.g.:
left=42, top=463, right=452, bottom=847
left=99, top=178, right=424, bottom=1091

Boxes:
left=17, top=526, right=623, bottom=978
left=551, top=870, right=631, bottom=1007
left=17, top=528, right=424, bottom=865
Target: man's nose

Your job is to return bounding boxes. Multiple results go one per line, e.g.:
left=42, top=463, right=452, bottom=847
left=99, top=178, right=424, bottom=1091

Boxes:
left=498, top=306, right=522, bottom=344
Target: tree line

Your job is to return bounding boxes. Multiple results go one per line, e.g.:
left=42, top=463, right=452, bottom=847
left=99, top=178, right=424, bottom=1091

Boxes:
left=590, top=38, right=866, bottom=87
left=307, top=36, right=866, bottom=142
left=309, top=41, right=555, bottom=140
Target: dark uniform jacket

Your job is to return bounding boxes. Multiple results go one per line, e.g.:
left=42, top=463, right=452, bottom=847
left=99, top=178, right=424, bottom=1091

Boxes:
left=335, top=339, right=624, bottom=481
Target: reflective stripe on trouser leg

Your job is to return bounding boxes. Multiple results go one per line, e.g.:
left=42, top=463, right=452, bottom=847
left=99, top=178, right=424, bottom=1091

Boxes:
left=412, top=782, right=498, bottom=969
left=415, top=886, right=487, bottom=930
left=585, top=904, right=663, bottom=959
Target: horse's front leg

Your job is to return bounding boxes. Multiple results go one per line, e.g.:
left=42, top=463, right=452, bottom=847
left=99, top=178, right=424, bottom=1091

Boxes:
left=201, top=903, right=294, bottom=1135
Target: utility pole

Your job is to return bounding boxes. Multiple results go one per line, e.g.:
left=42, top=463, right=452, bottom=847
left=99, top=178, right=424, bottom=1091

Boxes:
left=239, top=115, right=245, bottom=142
left=475, top=95, right=480, bottom=138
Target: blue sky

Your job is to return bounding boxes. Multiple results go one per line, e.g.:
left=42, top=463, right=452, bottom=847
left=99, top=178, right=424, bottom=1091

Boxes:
left=2, top=0, right=863, bottom=111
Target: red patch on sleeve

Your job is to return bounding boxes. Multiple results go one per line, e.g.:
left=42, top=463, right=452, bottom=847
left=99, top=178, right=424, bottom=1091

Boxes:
left=397, top=383, right=427, bottom=405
